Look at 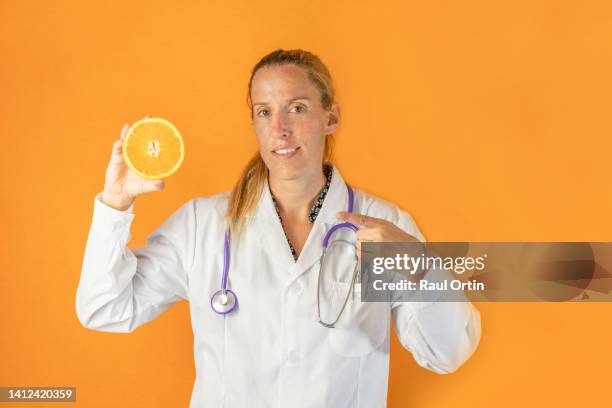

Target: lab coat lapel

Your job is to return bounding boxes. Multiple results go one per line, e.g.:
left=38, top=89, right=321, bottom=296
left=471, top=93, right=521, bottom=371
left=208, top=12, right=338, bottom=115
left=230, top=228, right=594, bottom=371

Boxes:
left=289, top=165, right=352, bottom=283
left=252, top=178, right=298, bottom=270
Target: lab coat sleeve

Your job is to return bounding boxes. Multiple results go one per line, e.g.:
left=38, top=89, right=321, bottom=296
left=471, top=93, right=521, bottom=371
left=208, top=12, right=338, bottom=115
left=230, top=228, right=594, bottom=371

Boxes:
left=75, top=192, right=195, bottom=333
left=390, top=210, right=482, bottom=374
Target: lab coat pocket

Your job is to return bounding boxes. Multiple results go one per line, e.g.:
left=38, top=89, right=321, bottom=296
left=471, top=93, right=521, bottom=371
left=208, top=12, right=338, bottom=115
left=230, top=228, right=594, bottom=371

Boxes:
left=328, top=282, right=389, bottom=358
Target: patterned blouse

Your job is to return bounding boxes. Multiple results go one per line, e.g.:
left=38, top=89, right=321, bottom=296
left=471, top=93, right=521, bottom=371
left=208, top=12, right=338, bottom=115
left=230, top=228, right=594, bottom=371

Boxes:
left=270, top=164, right=333, bottom=261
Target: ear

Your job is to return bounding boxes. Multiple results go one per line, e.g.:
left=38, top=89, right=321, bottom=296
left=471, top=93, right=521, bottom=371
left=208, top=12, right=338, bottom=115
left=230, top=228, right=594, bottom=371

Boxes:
left=324, top=103, right=340, bottom=135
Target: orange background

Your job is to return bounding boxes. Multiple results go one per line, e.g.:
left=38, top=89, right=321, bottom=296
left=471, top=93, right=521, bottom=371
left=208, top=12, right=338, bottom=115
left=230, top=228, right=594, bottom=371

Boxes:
left=1, top=0, right=612, bottom=406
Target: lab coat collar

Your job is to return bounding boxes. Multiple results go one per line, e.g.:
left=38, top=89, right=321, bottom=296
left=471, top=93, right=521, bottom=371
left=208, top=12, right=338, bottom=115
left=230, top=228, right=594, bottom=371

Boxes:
left=252, top=163, right=353, bottom=284
left=250, top=177, right=299, bottom=270
left=293, top=163, right=351, bottom=281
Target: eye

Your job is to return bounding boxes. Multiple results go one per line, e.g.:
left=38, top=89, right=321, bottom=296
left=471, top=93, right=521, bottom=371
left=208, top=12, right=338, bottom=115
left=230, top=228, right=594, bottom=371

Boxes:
left=290, top=104, right=306, bottom=113
left=256, top=109, right=269, bottom=118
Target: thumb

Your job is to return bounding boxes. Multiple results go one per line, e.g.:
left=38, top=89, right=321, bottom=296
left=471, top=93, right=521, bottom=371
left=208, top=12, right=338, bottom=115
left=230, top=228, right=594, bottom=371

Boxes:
left=142, top=179, right=165, bottom=193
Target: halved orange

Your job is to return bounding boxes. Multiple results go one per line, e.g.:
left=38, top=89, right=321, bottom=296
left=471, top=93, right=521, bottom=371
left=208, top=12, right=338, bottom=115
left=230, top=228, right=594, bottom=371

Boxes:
left=122, top=117, right=184, bottom=180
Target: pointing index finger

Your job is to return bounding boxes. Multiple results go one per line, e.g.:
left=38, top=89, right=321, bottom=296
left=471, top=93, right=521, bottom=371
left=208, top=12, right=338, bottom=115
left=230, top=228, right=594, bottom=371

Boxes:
left=335, top=211, right=382, bottom=228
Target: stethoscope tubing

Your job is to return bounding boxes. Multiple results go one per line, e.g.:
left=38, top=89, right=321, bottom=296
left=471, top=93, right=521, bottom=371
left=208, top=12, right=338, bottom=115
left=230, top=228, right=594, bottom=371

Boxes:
left=211, top=183, right=358, bottom=321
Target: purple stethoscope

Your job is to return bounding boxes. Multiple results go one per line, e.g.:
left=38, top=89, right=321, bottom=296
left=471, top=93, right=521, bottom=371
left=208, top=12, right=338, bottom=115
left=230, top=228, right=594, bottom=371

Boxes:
left=210, top=184, right=360, bottom=328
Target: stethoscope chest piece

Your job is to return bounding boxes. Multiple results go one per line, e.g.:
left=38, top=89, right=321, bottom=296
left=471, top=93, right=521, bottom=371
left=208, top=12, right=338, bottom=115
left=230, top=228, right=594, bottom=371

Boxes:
left=210, top=289, right=238, bottom=314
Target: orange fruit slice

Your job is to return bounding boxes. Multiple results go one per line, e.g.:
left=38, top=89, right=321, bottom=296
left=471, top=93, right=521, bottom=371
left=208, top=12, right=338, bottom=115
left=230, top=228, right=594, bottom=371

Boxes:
left=122, top=117, right=184, bottom=180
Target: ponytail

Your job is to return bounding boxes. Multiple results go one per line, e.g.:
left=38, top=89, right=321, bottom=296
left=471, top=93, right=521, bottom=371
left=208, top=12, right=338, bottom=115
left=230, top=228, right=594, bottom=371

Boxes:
left=225, top=152, right=268, bottom=237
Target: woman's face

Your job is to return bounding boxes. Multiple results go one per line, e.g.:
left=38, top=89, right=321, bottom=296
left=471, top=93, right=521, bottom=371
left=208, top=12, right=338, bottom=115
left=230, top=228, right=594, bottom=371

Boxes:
left=250, top=64, right=339, bottom=181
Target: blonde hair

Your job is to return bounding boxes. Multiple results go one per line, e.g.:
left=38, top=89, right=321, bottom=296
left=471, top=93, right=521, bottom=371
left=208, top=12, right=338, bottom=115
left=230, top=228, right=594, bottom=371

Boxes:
left=226, top=49, right=336, bottom=236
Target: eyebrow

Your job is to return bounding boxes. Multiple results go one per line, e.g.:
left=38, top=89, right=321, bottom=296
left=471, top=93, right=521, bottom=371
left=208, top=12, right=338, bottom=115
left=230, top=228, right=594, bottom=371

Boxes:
left=252, top=96, right=311, bottom=107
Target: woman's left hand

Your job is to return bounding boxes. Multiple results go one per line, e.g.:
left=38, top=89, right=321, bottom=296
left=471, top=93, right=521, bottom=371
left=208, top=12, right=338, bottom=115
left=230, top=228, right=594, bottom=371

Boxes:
left=336, top=211, right=421, bottom=259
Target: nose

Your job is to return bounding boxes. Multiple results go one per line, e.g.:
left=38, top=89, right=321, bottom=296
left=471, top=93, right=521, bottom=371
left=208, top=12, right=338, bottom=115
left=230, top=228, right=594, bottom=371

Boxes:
left=271, top=111, right=290, bottom=138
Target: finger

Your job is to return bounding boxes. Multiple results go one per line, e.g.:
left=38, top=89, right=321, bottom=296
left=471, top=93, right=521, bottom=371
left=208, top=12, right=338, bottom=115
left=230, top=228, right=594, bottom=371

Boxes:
left=356, top=227, right=382, bottom=242
left=120, top=123, right=129, bottom=141
left=355, top=238, right=377, bottom=260
left=111, top=139, right=122, bottom=155
left=110, top=139, right=124, bottom=163
left=141, top=179, right=165, bottom=193
left=336, top=212, right=383, bottom=228
left=356, top=238, right=377, bottom=254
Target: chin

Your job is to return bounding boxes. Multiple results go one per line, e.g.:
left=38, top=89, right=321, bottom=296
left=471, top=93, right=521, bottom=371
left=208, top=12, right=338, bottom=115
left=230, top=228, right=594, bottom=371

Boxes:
left=271, top=167, right=301, bottom=181
left=268, top=161, right=308, bottom=181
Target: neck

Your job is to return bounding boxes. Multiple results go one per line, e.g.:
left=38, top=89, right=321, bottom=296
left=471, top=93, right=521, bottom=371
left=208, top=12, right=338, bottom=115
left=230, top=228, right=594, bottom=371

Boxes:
left=269, top=165, right=326, bottom=219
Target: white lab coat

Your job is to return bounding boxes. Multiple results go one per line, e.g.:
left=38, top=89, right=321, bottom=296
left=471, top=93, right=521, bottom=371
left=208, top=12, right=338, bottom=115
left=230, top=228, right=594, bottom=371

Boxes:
left=76, top=164, right=481, bottom=408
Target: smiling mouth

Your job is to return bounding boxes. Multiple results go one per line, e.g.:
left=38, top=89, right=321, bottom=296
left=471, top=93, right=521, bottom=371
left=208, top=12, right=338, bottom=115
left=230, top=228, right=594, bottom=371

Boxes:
left=272, top=146, right=300, bottom=156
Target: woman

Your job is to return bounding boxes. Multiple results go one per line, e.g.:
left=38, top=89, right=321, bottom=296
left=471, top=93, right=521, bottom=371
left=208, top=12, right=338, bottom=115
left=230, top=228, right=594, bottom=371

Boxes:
left=76, top=49, right=481, bottom=407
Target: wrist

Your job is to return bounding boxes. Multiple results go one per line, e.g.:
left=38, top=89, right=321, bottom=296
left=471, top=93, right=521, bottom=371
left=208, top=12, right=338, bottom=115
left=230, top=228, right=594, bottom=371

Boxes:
left=101, top=191, right=133, bottom=211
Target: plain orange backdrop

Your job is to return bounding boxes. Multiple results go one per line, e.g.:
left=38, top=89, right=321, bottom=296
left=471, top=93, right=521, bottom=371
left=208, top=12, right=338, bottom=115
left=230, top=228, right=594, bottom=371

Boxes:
left=2, top=0, right=612, bottom=406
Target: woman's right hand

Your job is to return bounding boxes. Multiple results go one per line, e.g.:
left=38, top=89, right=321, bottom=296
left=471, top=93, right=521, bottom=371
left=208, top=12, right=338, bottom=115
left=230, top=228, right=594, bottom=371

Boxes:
left=101, top=123, right=165, bottom=211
